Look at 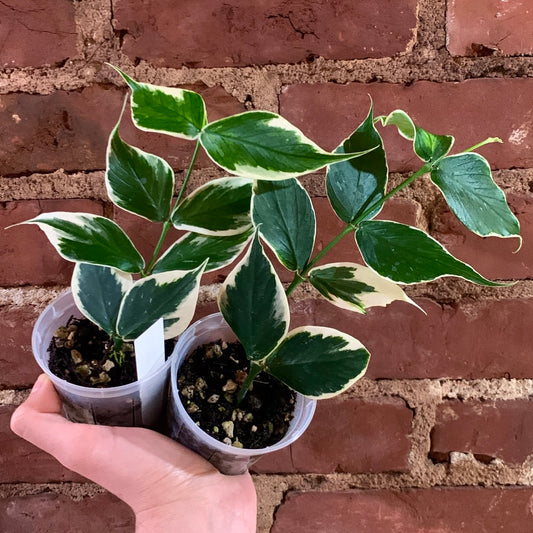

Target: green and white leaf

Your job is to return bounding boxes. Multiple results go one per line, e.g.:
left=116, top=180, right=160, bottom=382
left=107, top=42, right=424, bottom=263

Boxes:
left=431, top=153, right=521, bottom=240
left=218, top=231, right=289, bottom=361
left=20, top=212, right=145, bottom=273
left=356, top=220, right=502, bottom=286
left=153, top=228, right=253, bottom=273
left=106, top=121, right=174, bottom=222
left=72, top=263, right=133, bottom=336
left=265, top=326, right=370, bottom=399
left=172, top=177, right=253, bottom=236
left=379, top=110, right=454, bottom=163
left=327, top=104, right=388, bottom=223
left=200, top=111, right=377, bottom=180
left=111, top=65, right=206, bottom=139
left=252, top=178, right=315, bottom=272
left=309, top=263, right=420, bottom=314
left=117, top=263, right=206, bottom=340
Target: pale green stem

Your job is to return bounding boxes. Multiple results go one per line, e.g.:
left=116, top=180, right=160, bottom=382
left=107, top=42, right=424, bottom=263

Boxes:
left=142, top=141, right=201, bottom=276
left=237, top=361, right=263, bottom=403
left=285, top=163, right=431, bottom=297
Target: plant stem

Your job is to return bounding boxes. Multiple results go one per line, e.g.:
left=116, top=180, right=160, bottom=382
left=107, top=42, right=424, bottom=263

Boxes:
left=142, top=141, right=201, bottom=276
left=237, top=361, right=263, bottom=404
left=285, top=163, right=431, bottom=297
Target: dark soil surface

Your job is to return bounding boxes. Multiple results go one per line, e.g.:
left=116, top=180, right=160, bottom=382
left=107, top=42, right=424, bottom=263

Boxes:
left=48, top=316, right=173, bottom=388
left=178, top=339, right=296, bottom=449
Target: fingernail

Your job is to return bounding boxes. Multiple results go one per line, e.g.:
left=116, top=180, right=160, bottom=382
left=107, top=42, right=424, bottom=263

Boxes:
left=30, top=374, right=45, bottom=395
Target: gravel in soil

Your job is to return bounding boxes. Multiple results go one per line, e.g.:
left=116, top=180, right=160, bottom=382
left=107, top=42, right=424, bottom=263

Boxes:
left=48, top=316, right=173, bottom=388
left=178, top=339, right=296, bottom=450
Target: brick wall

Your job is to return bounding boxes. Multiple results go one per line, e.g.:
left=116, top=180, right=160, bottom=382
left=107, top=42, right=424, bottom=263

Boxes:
left=1, top=0, right=532, bottom=531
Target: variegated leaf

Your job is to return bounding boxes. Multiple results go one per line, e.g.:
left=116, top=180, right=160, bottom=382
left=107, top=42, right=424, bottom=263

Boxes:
left=356, top=220, right=502, bottom=286
left=20, top=212, right=145, bottom=273
left=111, top=65, right=206, bottom=139
left=72, top=263, right=133, bottom=336
left=252, top=178, right=315, bottom=272
left=431, top=153, right=521, bottom=240
left=117, top=262, right=206, bottom=340
left=327, top=104, right=388, bottom=223
left=172, top=177, right=253, bottom=236
left=106, top=120, right=174, bottom=222
left=265, top=326, right=370, bottom=399
left=200, top=111, right=376, bottom=180
left=218, top=231, right=290, bottom=360
left=379, top=110, right=454, bottom=163
left=309, top=263, right=420, bottom=314
left=153, top=228, right=253, bottom=273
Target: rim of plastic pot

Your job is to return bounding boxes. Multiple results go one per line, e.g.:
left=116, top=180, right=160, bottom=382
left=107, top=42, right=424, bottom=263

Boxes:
left=170, top=312, right=317, bottom=457
left=32, top=290, right=173, bottom=399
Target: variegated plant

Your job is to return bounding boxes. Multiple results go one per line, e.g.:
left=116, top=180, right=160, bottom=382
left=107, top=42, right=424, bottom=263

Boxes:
left=16, top=65, right=520, bottom=399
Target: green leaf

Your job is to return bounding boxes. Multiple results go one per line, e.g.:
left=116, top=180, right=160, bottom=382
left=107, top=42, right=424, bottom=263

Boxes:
left=218, top=231, right=289, bottom=360
left=117, top=263, right=206, bottom=340
left=356, top=220, right=502, bottom=286
left=172, top=177, right=253, bottom=236
left=252, top=178, right=315, bottom=271
left=106, top=121, right=174, bottom=222
left=200, top=111, right=376, bottom=180
left=71, top=263, right=132, bottom=336
left=327, top=104, right=388, bottom=223
left=379, top=110, right=454, bottom=163
left=265, top=326, right=370, bottom=399
left=431, top=153, right=521, bottom=240
left=153, top=228, right=253, bottom=273
left=21, top=212, right=145, bottom=273
left=309, top=263, right=419, bottom=314
left=111, top=65, right=206, bottom=139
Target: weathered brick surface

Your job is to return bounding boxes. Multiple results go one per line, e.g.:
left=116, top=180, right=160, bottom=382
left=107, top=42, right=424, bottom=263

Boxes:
left=272, top=488, right=533, bottom=532
left=0, top=305, right=42, bottom=388
left=253, top=397, right=413, bottom=473
left=1, top=199, right=104, bottom=287
left=0, top=492, right=134, bottom=532
left=431, top=192, right=533, bottom=280
left=431, top=399, right=533, bottom=463
left=0, top=406, right=85, bottom=482
left=0, top=0, right=78, bottom=68
left=447, top=0, right=533, bottom=56
left=0, top=84, right=245, bottom=176
left=280, top=80, right=533, bottom=171
left=306, top=297, right=533, bottom=379
left=114, top=0, right=418, bottom=68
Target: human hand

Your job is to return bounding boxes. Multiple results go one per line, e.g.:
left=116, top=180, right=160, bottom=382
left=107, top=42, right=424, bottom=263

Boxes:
left=10, top=374, right=257, bottom=532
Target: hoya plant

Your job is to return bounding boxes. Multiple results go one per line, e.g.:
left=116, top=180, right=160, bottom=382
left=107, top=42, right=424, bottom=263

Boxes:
left=19, top=65, right=520, bottom=400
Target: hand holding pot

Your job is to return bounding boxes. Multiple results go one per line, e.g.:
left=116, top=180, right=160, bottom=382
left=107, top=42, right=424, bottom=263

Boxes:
left=10, top=374, right=257, bottom=533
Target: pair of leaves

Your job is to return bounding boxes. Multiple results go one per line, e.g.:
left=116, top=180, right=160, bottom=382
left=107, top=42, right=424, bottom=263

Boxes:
left=218, top=232, right=370, bottom=398
left=72, top=262, right=205, bottom=341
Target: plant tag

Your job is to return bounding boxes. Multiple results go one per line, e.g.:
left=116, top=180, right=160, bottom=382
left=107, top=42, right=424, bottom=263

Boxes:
left=134, top=317, right=165, bottom=381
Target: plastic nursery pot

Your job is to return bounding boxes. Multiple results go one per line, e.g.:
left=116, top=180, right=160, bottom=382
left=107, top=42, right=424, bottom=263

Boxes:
left=167, top=312, right=317, bottom=476
left=32, top=290, right=173, bottom=428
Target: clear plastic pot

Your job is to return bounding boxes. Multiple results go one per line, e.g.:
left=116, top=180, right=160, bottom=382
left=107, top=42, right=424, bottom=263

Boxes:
left=32, top=291, right=172, bottom=428
left=167, top=312, right=317, bottom=475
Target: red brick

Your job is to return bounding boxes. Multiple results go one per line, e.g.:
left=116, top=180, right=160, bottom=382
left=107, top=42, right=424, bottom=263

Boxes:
left=280, top=79, right=533, bottom=171
left=0, top=492, right=134, bottom=532
left=0, top=406, right=85, bottom=482
left=431, top=192, right=532, bottom=280
left=302, top=297, right=533, bottom=379
left=0, top=0, right=78, bottom=67
left=0, top=305, right=42, bottom=388
left=0, top=84, right=245, bottom=176
left=114, top=0, right=417, bottom=68
left=431, top=399, right=533, bottom=464
left=447, top=0, right=533, bottom=56
left=1, top=199, right=104, bottom=287
left=253, top=397, right=412, bottom=474
left=272, top=488, right=533, bottom=532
